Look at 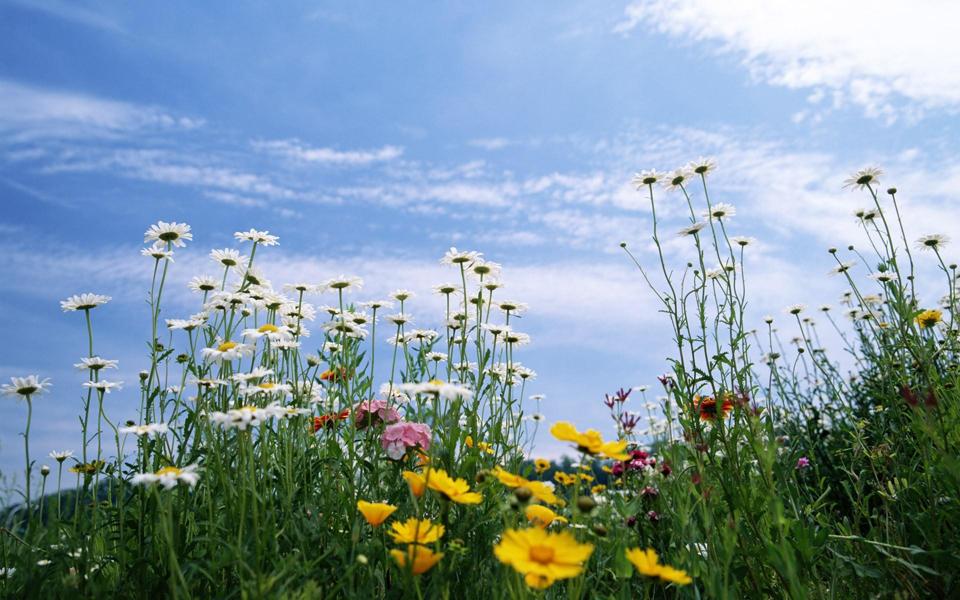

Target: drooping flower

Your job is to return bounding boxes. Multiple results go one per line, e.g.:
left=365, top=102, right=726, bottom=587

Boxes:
left=390, top=545, right=443, bottom=575
left=144, top=221, right=192, bottom=247
left=390, top=518, right=444, bottom=544
left=357, top=500, right=397, bottom=527
left=525, top=505, right=567, bottom=528
left=625, top=547, right=692, bottom=585
left=381, top=421, right=432, bottom=460
left=549, top=422, right=630, bottom=460
left=60, top=293, right=111, bottom=312
left=493, top=528, right=594, bottom=589
left=131, top=464, right=200, bottom=490
left=424, top=468, right=483, bottom=504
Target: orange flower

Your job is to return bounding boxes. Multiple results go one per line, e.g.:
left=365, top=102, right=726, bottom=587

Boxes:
left=320, top=367, right=350, bottom=382
left=390, top=544, right=444, bottom=575
left=313, top=409, right=350, bottom=431
left=695, top=395, right=733, bottom=421
left=403, top=471, right=426, bottom=497
left=356, top=500, right=397, bottom=527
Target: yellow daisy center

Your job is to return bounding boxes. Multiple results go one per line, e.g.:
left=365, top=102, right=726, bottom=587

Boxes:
left=258, top=382, right=275, bottom=390
left=217, top=341, right=237, bottom=352
left=529, top=546, right=555, bottom=565
left=258, top=324, right=279, bottom=333
left=155, top=466, right=182, bottom=476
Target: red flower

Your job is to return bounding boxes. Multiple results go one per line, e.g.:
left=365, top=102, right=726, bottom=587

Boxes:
left=695, top=394, right=733, bottom=421
left=313, top=409, right=350, bottom=431
left=320, top=367, right=351, bottom=382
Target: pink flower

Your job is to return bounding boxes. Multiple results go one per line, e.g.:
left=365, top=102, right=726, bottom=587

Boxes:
left=353, top=399, right=400, bottom=428
left=381, top=421, right=432, bottom=460
left=796, top=457, right=811, bottom=470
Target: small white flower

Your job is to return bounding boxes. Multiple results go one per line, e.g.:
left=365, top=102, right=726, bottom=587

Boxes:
left=1, top=375, right=52, bottom=398
left=470, top=260, right=502, bottom=279
left=83, top=380, right=123, bottom=394
left=234, top=229, right=279, bottom=246
left=662, top=168, right=690, bottom=191
left=842, top=166, right=882, bottom=190
left=359, top=299, right=394, bottom=311
left=502, top=330, right=531, bottom=346
left=188, top=275, right=219, bottom=294
left=141, top=242, right=174, bottom=262
left=167, top=318, right=205, bottom=331
left=390, top=289, right=416, bottom=302
left=119, top=423, right=169, bottom=438
left=830, top=261, right=856, bottom=275
left=49, top=450, right=74, bottom=462
left=631, top=169, right=663, bottom=189
left=201, top=341, right=254, bottom=363
left=688, top=157, right=717, bottom=177
left=869, top=272, right=898, bottom=283
left=785, top=304, right=806, bottom=316
left=730, top=236, right=755, bottom=247
left=60, top=293, right=111, bottom=312
left=231, top=367, right=275, bottom=382
left=73, top=357, right=119, bottom=371
left=496, top=300, right=528, bottom=315
left=433, top=283, right=459, bottom=295
left=386, top=313, right=414, bottom=326
left=916, top=234, right=949, bottom=251
left=677, top=222, right=706, bottom=237
left=210, top=248, right=244, bottom=268
left=131, top=464, right=200, bottom=490
left=703, top=202, right=736, bottom=220
left=441, top=247, right=482, bottom=266
left=283, top=282, right=319, bottom=294
left=323, top=275, right=363, bottom=292
left=144, top=221, right=192, bottom=247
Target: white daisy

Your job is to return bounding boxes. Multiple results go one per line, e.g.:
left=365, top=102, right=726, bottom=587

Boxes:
left=2, top=375, right=52, bottom=398
left=359, top=299, right=394, bottom=311
left=82, top=380, right=123, bottom=394
left=502, top=331, right=531, bottom=345
left=60, top=293, right=111, bottom=312
left=471, top=260, right=502, bottom=279
left=283, top=282, right=320, bottom=294
left=321, top=320, right=368, bottom=339
left=210, top=248, right=244, bottom=268
left=242, top=323, right=292, bottom=340
left=231, top=367, right=275, bottom=382
left=441, top=247, right=481, bottom=266
left=396, top=380, right=473, bottom=401
left=200, top=341, right=254, bottom=363
left=119, top=423, right=169, bottom=438
left=688, top=157, right=717, bottom=177
left=703, top=202, right=736, bottom=220
left=141, top=242, right=174, bottom=262
left=188, top=276, right=219, bottom=294
left=785, top=304, right=806, bottom=316
left=385, top=313, right=413, bottom=326
left=323, top=275, right=363, bottom=292
left=240, top=382, right=292, bottom=397
left=144, top=221, right=192, bottom=247
left=166, top=318, right=205, bottom=331
left=663, top=168, right=690, bottom=191
left=631, top=169, right=663, bottom=189
left=677, top=222, right=707, bottom=237
left=433, top=283, right=458, bottom=295
left=390, top=289, right=416, bottom=302
left=131, top=464, right=200, bottom=490
left=916, top=234, right=949, bottom=251
left=426, top=351, right=447, bottom=362
left=730, top=236, right=755, bottom=247
left=49, top=450, right=73, bottom=463
left=497, top=300, right=528, bottom=314
left=830, top=261, right=856, bottom=275
left=842, top=166, right=883, bottom=190
left=73, top=357, right=119, bottom=371
left=234, top=229, right=279, bottom=246
left=869, top=272, right=898, bottom=283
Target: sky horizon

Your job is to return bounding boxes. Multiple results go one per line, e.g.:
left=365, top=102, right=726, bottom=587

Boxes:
left=2, top=0, right=959, bottom=489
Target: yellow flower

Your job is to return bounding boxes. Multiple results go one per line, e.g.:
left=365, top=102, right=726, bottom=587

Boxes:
left=591, top=484, right=606, bottom=495
left=390, top=544, right=444, bottom=575
left=553, top=472, right=577, bottom=486
left=425, top=468, right=483, bottom=504
left=916, top=309, right=943, bottom=329
left=550, top=421, right=630, bottom=460
left=464, top=435, right=474, bottom=448
left=525, top=573, right=554, bottom=589
left=492, top=467, right=562, bottom=505
left=625, top=547, right=692, bottom=586
left=534, top=458, right=550, bottom=473
left=494, top=528, right=594, bottom=586
left=525, top=504, right=567, bottom=528
left=356, top=500, right=397, bottom=527
left=578, top=473, right=594, bottom=483
left=402, top=471, right=426, bottom=497
left=389, top=518, right=445, bottom=544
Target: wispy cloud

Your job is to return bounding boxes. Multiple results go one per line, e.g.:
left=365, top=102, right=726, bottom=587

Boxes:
left=252, top=138, right=403, bottom=166
left=615, top=0, right=960, bottom=122
left=5, top=0, right=125, bottom=33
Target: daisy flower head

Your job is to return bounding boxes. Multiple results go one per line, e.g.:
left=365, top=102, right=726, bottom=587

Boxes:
left=493, top=528, right=594, bottom=589
left=82, top=380, right=123, bottom=394
left=2, top=375, right=52, bottom=398
left=166, top=318, right=205, bottom=331
left=119, top=423, right=169, bottom=438
left=677, top=222, right=706, bottom=237
left=360, top=299, right=394, bottom=311
left=323, top=275, right=363, bottom=292
left=842, top=166, right=883, bottom=190
left=730, top=236, right=755, bottom=247
left=916, top=234, right=949, bottom=252
left=497, top=300, right=528, bottom=315
left=830, top=261, right=856, bottom=276
left=631, top=169, right=662, bottom=189
left=201, top=340, right=254, bottom=363
left=441, top=247, right=481, bottom=266
left=471, top=259, right=502, bottom=279
left=141, top=242, right=174, bottom=262
left=131, top=464, right=200, bottom=490
left=234, top=229, right=279, bottom=246
left=663, top=167, right=691, bottom=191
left=433, top=283, right=458, bottom=295
left=703, top=202, right=736, bottom=220
left=49, top=450, right=73, bottom=463
left=210, top=248, right=244, bottom=269
left=74, top=357, right=119, bottom=371
left=60, top=293, right=111, bottom=312
left=188, top=275, right=218, bottom=294
left=785, top=304, right=806, bottom=316
left=144, top=221, right=192, bottom=247
left=869, top=272, right=898, bottom=283
left=688, top=157, right=717, bottom=177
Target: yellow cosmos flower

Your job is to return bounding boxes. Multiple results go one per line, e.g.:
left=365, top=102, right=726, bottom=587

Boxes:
left=424, top=468, right=483, bottom=504
left=578, top=473, right=594, bottom=483
left=553, top=472, right=577, bottom=486
left=525, top=573, right=554, bottom=589
left=390, top=517, right=445, bottom=544
left=357, top=500, right=398, bottom=527
left=390, top=544, right=444, bottom=575
left=465, top=435, right=494, bottom=454
left=494, top=528, right=594, bottom=586
left=625, top=547, right=692, bottom=586
left=402, top=470, right=426, bottom=497
left=916, top=309, right=942, bottom=329
left=550, top=422, right=630, bottom=460
left=525, top=504, right=567, bottom=528
left=591, top=484, right=606, bottom=495
left=492, top=467, right=562, bottom=506
left=534, top=458, right=550, bottom=473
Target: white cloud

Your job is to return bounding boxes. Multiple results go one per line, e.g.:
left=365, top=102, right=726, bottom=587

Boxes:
left=615, top=0, right=960, bottom=121
left=0, top=79, right=203, bottom=140
left=468, top=137, right=513, bottom=150
left=252, top=138, right=403, bottom=165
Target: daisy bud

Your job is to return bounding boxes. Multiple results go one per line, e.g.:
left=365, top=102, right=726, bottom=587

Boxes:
left=139, top=371, right=149, bottom=381
left=356, top=554, right=368, bottom=565
left=828, top=247, right=837, bottom=254
left=592, top=524, right=608, bottom=537
left=847, top=245, right=854, bottom=251
left=513, top=486, right=533, bottom=504
left=576, top=496, right=596, bottom=514
left=41, top=465, right=50, bottom=476
left=619, top=242, right=627, bottom=248
left=176, top=353, right=189, bottom=364
left=886, top=187, right=897, bottom=195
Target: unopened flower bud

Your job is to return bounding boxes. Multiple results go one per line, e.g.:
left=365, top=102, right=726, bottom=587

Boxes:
left=513, top=486, right=533, bottom=503
left=576, top=496, right=596, bottom=514
left=41, top=465, right=50, bottom=476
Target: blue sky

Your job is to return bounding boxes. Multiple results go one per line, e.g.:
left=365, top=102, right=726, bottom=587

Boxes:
left=2, top=0, right=959, bottom=484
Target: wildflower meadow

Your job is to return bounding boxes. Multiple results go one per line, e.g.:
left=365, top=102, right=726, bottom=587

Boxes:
left=1, top=161, right=958, bottom=599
